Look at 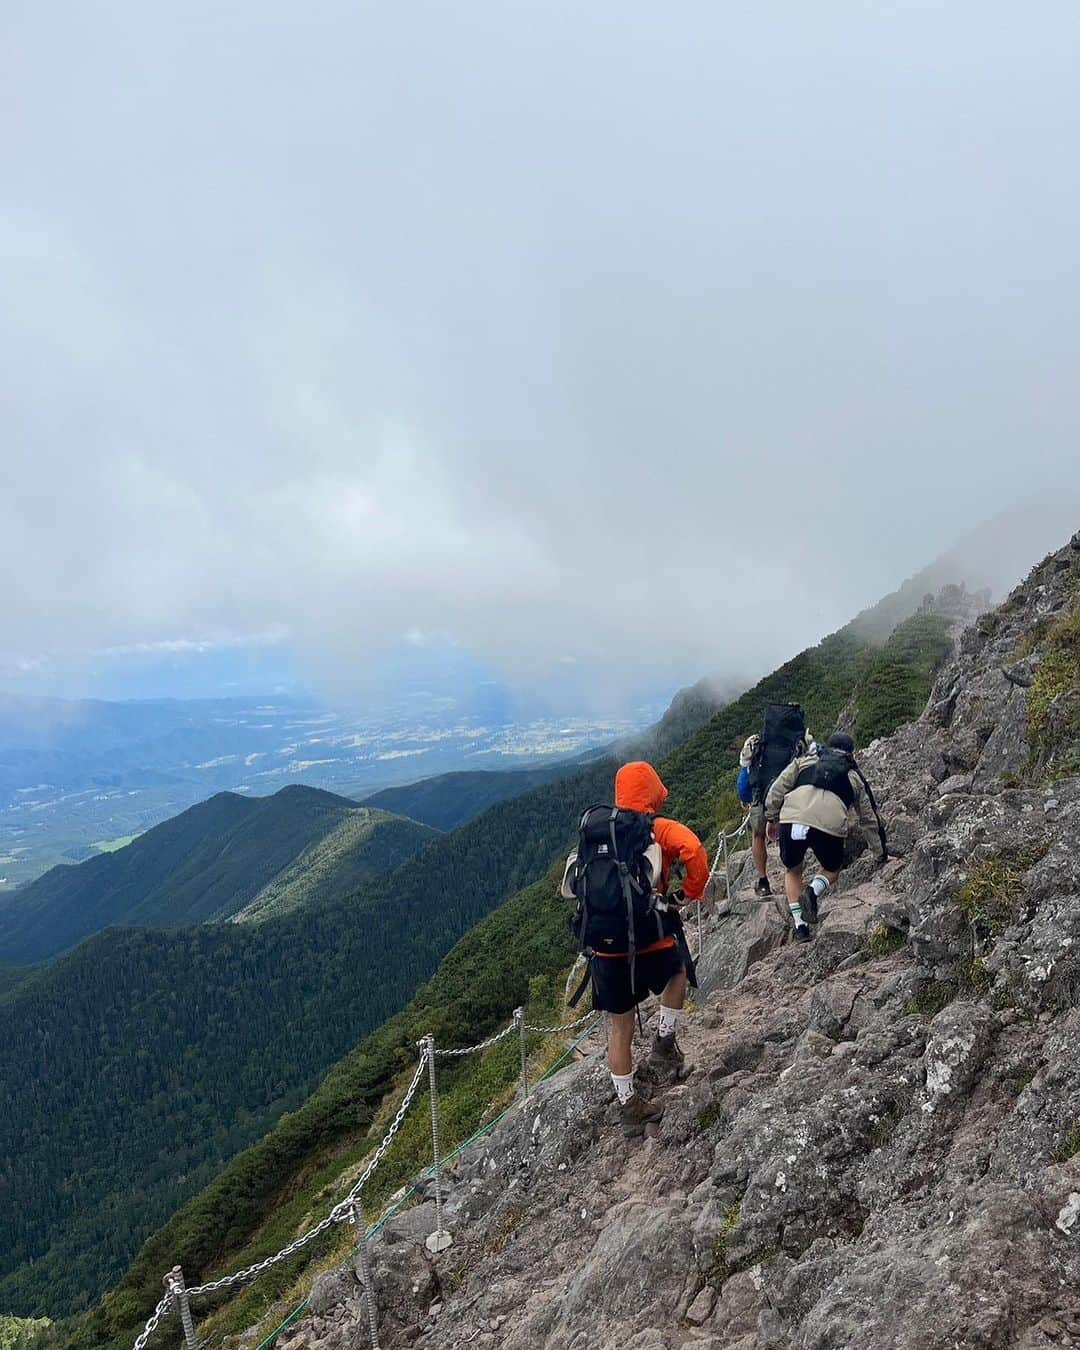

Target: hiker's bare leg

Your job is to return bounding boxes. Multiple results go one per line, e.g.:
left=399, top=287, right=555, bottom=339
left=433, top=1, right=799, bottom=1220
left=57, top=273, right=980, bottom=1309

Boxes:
left=753, top=829, right=768, bottom=878
left=608, top=1010, right=635, bottom=1076
left=784, top=867, right=803, bottom=908
left=660, top=968, right=687, bottom=1012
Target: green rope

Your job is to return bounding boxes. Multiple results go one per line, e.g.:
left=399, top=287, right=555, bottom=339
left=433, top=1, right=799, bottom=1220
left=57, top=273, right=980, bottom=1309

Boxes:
left=252, top=1297, right=308, bottom=1350
left=250, top=1016, right=600, bottom=1349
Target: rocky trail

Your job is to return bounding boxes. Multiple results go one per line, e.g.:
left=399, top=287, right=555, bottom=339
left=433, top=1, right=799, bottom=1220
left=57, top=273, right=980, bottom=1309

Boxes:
left=265, top=534, right=1080, bottom=1350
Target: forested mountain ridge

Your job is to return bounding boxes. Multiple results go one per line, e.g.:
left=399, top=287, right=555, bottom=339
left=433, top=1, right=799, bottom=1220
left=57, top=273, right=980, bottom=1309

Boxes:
left=360, top=765, right=571, bottom=832
left=0, top=786, right=433, bottom=964
left=0, top=760, right=615, bottom=1318
left=57, top=565, right=991, bottom=1350
left=230, top=807, right=437, bottom=924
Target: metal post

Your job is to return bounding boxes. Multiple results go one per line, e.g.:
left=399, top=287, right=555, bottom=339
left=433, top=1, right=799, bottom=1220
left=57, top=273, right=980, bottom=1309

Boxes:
left=423, top=1037, right=452, bottom=1253
left=514, top=1007, right=529, bottom=1098
left=722, top=830, right=732, bottom=902
left=164, top=1267, right=198, bottom=1350
left=351, top=1200, right=381, bottom=1350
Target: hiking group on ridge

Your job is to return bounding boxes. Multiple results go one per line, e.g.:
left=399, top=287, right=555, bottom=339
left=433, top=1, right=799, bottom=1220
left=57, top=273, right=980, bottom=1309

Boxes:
left=563, top=702, right=888, bottom=1136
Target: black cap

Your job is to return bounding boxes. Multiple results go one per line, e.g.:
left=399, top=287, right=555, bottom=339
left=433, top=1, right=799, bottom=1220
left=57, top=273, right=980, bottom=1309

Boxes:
left=828, top=732, right=856, bottom=754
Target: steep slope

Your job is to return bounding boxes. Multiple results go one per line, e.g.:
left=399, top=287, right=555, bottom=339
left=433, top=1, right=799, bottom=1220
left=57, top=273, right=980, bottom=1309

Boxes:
left=361, top=766, right=570, bottom=832
left=235, top=530, right=1080, bottom=1350
left=231, top=809, right=437, bottom=924
left=0, top=761, right=614, bottom=1318
left=64, top=566, right=1004, bottom=1350
left=0, top=786, right=386, bottom=963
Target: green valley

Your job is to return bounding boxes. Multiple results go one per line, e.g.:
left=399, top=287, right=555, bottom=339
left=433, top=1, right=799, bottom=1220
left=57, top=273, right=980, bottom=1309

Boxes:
left=49, top=576, right=974, bottom=1349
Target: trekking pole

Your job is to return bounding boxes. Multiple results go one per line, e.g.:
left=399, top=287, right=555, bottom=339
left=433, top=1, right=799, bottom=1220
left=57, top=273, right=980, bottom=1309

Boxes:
left=350, top=1199, right=381, bottom=1350
left=164, top=1267, right=198, bottom=1350
left=695, top=896, right=703, bottom=962
left=422, top=1037, right=452, bottom=1253
left=722, top=829, right=732, bottom=902
left=514, top=1006, right=529, bottom=1099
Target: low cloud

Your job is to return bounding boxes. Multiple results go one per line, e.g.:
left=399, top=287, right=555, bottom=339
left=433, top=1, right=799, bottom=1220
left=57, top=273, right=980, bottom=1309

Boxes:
left=3, top=3, right=1079, bottom=701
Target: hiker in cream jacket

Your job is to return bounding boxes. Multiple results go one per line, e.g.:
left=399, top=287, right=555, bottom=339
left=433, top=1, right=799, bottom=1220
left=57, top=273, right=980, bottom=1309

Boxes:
left=764, top=732, right=887, bottom=942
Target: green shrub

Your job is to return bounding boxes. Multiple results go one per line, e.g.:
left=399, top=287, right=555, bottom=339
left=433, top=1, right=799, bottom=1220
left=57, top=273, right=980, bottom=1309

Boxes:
left=1027, top=585, right=1080, bottom=772
left=1059, top=1122, right=1080, bottom=1160
left=957, top=955, right=993, bottom=997
left=904, top=982, right=953, bottom=1018
left=955, top=852, right=1043, bottom=935
left=867, top=925, right=907, bottom=959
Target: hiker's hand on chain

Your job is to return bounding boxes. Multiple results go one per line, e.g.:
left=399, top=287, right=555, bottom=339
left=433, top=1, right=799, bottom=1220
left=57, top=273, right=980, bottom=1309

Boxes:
left=766, top=821, right=779, bottom=843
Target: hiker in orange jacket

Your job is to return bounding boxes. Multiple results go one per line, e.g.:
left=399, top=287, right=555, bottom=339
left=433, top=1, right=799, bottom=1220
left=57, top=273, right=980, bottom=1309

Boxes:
left=600, top=761, right=707, bottom=1135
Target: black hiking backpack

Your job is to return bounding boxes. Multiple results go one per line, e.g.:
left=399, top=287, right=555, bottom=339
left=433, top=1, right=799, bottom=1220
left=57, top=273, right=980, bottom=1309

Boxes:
left=794, top=745, right=856, bottom=807
left=568, top=804, right=663, bottom=967
left=795, top=745, right=889, bottom=862
left=748, top=703, right=806, bottom=805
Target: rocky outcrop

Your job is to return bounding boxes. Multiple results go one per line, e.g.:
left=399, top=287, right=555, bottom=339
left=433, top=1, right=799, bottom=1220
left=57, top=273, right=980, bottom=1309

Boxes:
left=271, top=534, right=1080, bottom=1350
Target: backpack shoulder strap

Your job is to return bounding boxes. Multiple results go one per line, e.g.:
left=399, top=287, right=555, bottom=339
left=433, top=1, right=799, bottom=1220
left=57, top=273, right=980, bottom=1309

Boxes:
left=850, top=761, right=888, bottom=862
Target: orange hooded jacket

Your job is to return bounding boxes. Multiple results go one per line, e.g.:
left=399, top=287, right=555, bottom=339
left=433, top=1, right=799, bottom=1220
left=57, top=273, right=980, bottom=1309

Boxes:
left=600, top=761, right=709, bottom=959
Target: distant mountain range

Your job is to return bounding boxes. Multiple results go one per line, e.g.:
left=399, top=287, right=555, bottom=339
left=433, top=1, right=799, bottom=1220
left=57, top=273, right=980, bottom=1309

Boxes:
left=361, top=765, right=571, bottom=831
left=0, top=692, right=660, bottom=890
left=56, top=538, right=1012, bottom=1350
left=0, top=785, right=435, bottom=965
left=1, top=513, right=1070, bottom=1330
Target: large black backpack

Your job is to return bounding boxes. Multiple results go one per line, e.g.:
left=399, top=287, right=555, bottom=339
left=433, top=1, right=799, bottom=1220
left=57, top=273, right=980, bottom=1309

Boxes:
left=748, top=703, right=806, bottom=805
left=569, top=804, right=662, bottom=966
left=795, top=746, right=856, bottom=806
left=795, top=746, right=889, bottom=861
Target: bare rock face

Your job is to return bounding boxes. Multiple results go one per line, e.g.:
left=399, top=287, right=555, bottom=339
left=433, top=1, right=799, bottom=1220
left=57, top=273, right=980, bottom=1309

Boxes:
left=268, top=533, right=1080, bottom=1350
left=923, top=1000, right=996, bottom=1108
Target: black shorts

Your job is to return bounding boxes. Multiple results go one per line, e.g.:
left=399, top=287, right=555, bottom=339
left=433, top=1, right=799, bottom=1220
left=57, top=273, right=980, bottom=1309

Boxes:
left=779, top=823, right=845, bottom=873
left=590, top=944, right=687, bottom=1016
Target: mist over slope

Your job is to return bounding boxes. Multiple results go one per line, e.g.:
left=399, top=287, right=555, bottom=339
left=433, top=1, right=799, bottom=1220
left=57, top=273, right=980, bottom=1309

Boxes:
left=52, top=532, right=1038, bottom=1350
left=186, top=532, right=1080, bottom=1350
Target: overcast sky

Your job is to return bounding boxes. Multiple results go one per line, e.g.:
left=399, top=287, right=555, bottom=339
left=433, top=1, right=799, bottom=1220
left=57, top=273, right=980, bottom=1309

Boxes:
left=3, top=1, right=1078, bottom=704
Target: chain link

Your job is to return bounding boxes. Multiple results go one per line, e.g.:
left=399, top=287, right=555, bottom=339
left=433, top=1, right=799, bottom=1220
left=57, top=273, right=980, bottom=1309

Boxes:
left=523, top=1011, right=600, bottom=1035
left=132, top=1293, right=172, bottom=1350
left=342, top=1050, right=429, bottom=1208
left=135, top=998, right=606, bottom=1343
left=183, top=1052, right=430, bottom=1300
left=428, top=1019, right=519, bottom=1057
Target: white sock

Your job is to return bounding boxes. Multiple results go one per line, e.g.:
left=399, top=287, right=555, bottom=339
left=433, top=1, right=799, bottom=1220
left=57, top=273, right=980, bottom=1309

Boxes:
left=657, top=1005, right=680, bottom=1037
left=789, top=900, right=805, bottom=926
left=611, top=1071, right=635, bottom=1104
left=810, top=874, right=831, bottom=898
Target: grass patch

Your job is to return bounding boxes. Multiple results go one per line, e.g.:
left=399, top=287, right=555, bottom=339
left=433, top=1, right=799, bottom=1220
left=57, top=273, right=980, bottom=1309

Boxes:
left=954, top=849, right=1045, bottom=936
left=1004, top=1068, right=1037, bottom=1097
left=904, top=981, right=953, bottom=1019
left=695, top=1099, right=726, bottom=1132
left=705, top=1203, right=741, bottom=1285
left=867, top=1097, right=907, bottom=1149
left=957, top=955, right=993, bottom=997
left=867, top=925, right=907, bottom=959
left=1059, top=1122, right=1080, bottom=1161
left=1027, top=586, right=1080, bottom=773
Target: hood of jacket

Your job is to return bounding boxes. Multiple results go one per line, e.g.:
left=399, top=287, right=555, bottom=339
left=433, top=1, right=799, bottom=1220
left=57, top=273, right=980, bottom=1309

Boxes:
left=614, top=761, right=669, bottom=814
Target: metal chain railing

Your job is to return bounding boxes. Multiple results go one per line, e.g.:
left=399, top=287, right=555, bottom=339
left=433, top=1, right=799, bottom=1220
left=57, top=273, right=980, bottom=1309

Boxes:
left=132, top=1000, right=604, bottom=1350
left=707, top=811, right=753, bottom=905
left=523, top=1010, right=598, bottom=1035
left=182, top=1051, right=430, bottom=1300
left=429, top=1020, right=519, bottom=1057
left=132, top=1293, right=172, bottom=1350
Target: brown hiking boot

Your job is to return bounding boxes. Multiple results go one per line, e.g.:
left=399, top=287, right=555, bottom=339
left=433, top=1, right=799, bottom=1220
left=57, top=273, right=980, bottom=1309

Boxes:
left=620, top=1091, right=664, bottom=1138
left=647, top=1031, right=686, bottom=1082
